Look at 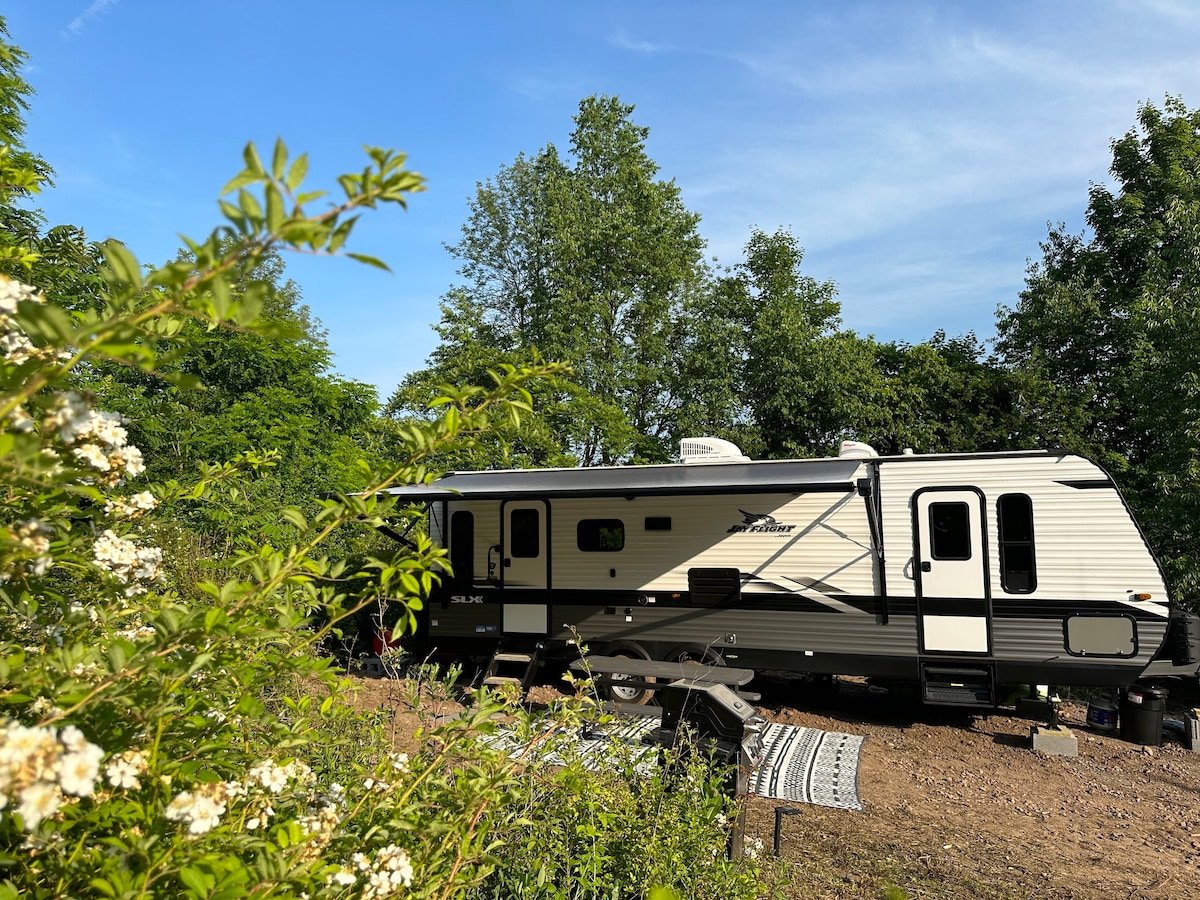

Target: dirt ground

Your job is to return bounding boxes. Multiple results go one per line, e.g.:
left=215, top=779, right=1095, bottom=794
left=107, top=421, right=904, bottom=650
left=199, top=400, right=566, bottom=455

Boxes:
left=745, top=677, right=1200, bottom=899
left=345, top=670, right=1200, bottom=899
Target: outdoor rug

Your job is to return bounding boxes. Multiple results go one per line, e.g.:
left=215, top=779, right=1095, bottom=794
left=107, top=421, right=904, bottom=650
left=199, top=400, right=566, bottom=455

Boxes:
left=477, top=715, right=864, bottom=811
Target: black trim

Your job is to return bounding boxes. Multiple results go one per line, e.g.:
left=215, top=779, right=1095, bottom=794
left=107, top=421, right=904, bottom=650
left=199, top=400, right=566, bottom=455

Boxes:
left=918, top=597, right=988, bottom=617
left=395, top=482, right=858, bottom=501
left=991, top=598, right=1169, bottom=622
left=1055, top=479, right=1115, bottom=490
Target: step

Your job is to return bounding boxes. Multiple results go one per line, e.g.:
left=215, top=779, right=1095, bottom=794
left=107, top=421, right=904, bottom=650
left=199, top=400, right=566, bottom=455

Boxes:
left=493, top=652, right=536, bottom=663
left=482, top=675, right=525, bottom=686
left=922, top=665, right=994, bottom=706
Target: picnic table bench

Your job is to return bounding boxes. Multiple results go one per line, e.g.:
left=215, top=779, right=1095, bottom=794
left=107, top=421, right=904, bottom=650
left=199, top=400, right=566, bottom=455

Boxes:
left=568, top=655, right=759, bottom=702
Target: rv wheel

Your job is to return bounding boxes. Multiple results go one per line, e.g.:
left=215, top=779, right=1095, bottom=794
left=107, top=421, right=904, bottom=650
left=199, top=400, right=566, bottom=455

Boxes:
left=606, top=651, right=655, bottom=706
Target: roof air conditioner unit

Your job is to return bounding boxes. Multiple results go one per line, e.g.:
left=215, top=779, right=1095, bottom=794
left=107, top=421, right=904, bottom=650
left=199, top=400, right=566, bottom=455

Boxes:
left=680, top=437, right=751, bottom=464
left=838, top=440, right=878, bottom=459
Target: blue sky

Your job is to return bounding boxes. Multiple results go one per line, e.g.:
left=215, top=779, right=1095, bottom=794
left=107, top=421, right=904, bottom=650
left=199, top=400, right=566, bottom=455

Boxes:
left=8, top=2, right=1200, bottom=398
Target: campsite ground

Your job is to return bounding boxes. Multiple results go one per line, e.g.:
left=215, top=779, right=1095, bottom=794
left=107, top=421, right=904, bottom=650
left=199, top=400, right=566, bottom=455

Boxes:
left=347, top=671, right=1200, bottom=899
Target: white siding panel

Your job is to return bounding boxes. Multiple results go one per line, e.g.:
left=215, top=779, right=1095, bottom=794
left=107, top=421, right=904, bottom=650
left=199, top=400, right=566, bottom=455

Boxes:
left=879, top=455, right=1168, bottom=606
left=546, top=492, right=877, bottom=596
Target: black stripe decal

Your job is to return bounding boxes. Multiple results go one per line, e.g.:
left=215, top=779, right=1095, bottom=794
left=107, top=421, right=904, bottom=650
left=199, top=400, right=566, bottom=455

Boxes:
left=1055, top=479, right=1115, bottom=490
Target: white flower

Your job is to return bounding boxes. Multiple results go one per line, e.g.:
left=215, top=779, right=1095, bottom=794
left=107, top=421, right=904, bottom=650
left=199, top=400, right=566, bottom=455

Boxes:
left=58, top=726, right=88, bottom=752
left=16, top=781, right=61, bottom=829
left=0, top=276, right=43, bottom=313
left=73, top=442, right=112, bottom=472
left=104, top=751, right=147, bottom=790
left=58, top=743, right=104, bottom=797
left=388, top=751, right=409, bottom=773
left=330, top=867, right=356, bottom=887
left=5, top=406, right=33, bottom=433
left=247, top=760, right=289, bottom=794
left=165, top=787, right=226, bottom=835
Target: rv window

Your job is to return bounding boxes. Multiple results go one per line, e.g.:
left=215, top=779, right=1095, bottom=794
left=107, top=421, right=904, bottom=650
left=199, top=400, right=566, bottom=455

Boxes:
left=577, top=519, right=625, bottom=552
left=998, top=493, right=1037, bottom=593
left=644, top=517, right=672, bottom=531
left=450, top=511, right=475, bottom=585
left=509, top=508, right=540, bottom=558
left=929, top=502, right=971, bottom=560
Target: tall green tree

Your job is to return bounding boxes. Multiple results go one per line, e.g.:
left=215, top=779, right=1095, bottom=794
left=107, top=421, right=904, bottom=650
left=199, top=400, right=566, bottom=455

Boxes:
left=675, top=227, right=885, bottom=458
left=997, top=96, right=1200, bottom=599
left=392, top=95, right=708, bottom=465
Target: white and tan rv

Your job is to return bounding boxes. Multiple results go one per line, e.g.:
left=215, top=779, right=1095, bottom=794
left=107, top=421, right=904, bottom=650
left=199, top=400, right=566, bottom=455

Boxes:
left=382, top=439, right=1198, bottom=705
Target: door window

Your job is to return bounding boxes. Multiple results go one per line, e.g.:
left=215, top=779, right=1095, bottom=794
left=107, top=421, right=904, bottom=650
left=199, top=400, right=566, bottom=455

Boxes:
left=929, top=502, right=971, bottom=560
left=509, top=508, right=540, bottom=558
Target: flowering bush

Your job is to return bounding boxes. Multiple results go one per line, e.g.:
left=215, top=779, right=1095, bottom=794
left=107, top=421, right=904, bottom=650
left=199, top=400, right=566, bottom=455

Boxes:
left=0, top=23, right=761, bottom=895
left=0, top=127, right=573, bottom=898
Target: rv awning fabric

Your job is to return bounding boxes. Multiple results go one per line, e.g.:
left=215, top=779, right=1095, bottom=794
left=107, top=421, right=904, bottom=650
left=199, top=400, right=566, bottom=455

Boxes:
left=381, top=459, right=862, bottom=501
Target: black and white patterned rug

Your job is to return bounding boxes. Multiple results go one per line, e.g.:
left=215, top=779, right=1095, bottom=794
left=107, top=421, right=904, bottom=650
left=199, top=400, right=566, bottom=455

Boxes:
left=477, top=715, right=864, bottom=811
left=752, top=723, right=864, bottom=811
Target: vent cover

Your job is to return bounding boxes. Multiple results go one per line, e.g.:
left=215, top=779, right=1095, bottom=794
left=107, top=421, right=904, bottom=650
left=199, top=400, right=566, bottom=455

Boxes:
left=680, top=437, right=750, bottom=464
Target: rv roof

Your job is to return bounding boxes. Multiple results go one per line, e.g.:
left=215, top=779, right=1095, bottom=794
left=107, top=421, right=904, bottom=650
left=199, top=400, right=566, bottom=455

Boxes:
left=380, top=449, right=1058, bottom=502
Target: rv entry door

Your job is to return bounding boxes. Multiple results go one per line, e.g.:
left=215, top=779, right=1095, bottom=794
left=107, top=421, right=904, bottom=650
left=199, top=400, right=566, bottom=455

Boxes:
left=501, top=500, right=549, bottom=634
left=913, top=488, right=991, bottom=654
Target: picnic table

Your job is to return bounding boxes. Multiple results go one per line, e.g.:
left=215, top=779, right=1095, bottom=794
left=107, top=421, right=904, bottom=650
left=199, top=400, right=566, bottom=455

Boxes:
left=568, top=655, right=759, bottom=702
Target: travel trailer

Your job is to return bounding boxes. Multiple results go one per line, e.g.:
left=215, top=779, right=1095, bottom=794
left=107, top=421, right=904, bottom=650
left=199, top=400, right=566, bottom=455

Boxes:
left=380, top=439, right=1198, bottom=706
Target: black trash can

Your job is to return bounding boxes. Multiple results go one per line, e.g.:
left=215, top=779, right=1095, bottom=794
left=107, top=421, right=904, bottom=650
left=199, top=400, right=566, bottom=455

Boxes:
left=1119, top=686, right=1167, bottom=746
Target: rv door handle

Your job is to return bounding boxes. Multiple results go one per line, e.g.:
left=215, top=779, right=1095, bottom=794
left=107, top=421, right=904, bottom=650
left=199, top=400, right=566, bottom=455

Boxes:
left=921, top=561, right=931, bottom=572
left=503, top=558, right=511, bottom=568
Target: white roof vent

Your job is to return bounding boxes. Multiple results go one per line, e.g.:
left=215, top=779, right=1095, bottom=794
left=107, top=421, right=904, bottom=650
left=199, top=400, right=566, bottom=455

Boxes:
left=838, top=440, right=878, bottom=459
left=680, top=437, right=750, bottom=464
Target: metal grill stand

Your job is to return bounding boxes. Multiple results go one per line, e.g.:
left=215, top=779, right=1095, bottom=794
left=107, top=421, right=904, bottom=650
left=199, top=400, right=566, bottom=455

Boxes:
left=652, top=680, right=767, bottom=858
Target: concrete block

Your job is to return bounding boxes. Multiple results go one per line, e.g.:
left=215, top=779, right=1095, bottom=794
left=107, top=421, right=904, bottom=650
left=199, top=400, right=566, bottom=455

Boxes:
left=1031, top=725, right=1078, bottom=756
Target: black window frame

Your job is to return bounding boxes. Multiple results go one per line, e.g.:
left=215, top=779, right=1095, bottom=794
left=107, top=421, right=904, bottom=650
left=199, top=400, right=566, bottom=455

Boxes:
left=509, top=508, right=540, bottom=559
left=928, top=501, right=972, bottom=561
left=997, top=493, right=1037, bottom=594
left=577, top=518, right=625, bottom=552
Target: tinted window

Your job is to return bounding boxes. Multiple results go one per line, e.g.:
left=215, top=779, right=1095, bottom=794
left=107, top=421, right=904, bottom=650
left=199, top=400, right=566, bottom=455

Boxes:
left=577, top=519, right=625, bottom=552
left=998, top=493, right=1037, bottom=593
left=510, top=508, right=540, bottom=558
left=450, top=510, right=474, bottom=585
left=929, top=502, right=971, bottom=560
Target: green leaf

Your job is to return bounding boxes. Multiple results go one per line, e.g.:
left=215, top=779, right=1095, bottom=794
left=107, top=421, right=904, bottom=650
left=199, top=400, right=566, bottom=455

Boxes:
left=242, top=141, right=265, bottom=176
left=220, top=168, right=258, bottom=196
left=102, top=240, right=143, bottom=288
left=346, top=252, right=391, bottom=272
left=271, top=137, right=287, bottom=180
left=265, top=183, right=284, bottom=233
left=179, top=866, right=213, bottom=896
left=286, top=153, right=309, bottom=192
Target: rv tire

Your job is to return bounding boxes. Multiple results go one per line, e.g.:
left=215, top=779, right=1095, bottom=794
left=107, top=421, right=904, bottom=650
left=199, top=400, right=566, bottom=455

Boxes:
left=605, top=645, right=656, bottom=706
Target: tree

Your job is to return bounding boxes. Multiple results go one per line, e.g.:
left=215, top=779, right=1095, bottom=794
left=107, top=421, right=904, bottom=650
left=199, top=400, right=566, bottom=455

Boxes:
left=392, top=96, right=708, bottom=466
left=675, top=227, right=885, bottom=459
left=997, top=97, right=1200, bottom=600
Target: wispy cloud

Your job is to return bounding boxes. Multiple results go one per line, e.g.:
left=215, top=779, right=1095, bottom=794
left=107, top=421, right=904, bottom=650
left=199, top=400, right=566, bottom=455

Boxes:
left=609, top=30, right=676, bottom=55
left=66, top=0, right=120, bottom=36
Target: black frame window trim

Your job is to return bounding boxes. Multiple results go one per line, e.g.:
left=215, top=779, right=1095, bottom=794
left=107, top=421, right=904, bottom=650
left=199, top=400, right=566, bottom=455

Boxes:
left=997, top=493, right=1037, bottom=594
left=577, top=518, right=625, bottom=552
left=928, top=501, right=972, bottom=561
left=509, top=508, right=540, bottom=558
